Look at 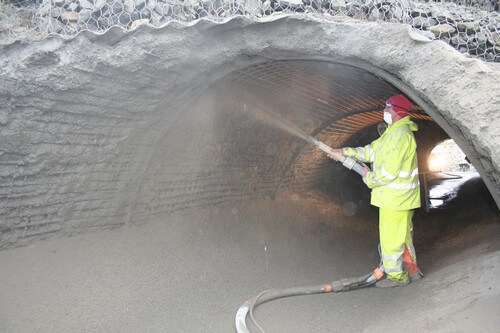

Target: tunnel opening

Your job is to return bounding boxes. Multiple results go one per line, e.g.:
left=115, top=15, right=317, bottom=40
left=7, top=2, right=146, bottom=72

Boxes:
left=1, top=34, right=499, bottom=331
left=426, top=138, right=481, bottom=209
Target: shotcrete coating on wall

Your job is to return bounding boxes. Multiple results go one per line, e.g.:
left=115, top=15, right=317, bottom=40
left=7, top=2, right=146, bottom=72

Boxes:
left=0, top=14, right=499, bottom=332
left=1, top=15, right=499, bottom=245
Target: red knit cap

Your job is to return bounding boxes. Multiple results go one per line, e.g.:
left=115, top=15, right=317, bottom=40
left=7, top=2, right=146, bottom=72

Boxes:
left=386, top=95, right=412, bottom=117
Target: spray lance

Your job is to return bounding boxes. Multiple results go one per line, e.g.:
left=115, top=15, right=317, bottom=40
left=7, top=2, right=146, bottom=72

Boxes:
left=306, top=136, right=368, bottom=177
left=248, top=106, right=368, bottom=177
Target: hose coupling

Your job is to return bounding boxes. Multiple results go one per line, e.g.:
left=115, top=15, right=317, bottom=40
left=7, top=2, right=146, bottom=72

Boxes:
left=342, top=156, right=357, bottom=170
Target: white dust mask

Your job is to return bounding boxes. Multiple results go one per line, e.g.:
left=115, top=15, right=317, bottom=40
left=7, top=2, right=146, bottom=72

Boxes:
left=383, top=111, right=393, bottom=125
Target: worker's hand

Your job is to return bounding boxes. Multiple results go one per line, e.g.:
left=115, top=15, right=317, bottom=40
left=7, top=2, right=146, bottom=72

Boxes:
left=361, top=167, right=370, bottom=185
left=328, top=148, right=344, bottom=161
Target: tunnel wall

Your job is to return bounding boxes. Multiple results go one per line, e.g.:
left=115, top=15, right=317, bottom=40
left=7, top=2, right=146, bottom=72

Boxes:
left=0, top=15, right=499, bottom=248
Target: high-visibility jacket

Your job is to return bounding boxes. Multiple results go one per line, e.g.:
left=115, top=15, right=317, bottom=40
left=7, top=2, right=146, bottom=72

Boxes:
left=343, top=116, right=421, bottom=210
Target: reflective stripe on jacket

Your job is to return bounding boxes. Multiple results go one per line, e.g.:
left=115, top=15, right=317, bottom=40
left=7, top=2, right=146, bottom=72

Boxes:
left=343, top=116, right=421, bottom=210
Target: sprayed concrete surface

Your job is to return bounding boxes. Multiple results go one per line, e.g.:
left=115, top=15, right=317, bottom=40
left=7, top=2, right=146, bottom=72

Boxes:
left=0, top=192, right=499, bottom=332
left=0, top=16, right=499, bottom=250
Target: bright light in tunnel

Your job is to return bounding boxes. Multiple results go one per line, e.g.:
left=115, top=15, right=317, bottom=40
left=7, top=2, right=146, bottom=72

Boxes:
left=428, top=139, right=474, bottom=172
left=427, top=139, right=479, bottom=209
left=428, top=153, right=448, bottom=172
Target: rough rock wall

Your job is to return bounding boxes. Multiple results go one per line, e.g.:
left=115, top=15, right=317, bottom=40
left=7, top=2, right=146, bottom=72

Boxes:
left=0, top=15, right=499, bottom=248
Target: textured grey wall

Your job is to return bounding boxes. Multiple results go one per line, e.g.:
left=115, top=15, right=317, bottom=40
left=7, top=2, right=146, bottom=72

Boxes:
left=0, top=16, right=498, bottom=248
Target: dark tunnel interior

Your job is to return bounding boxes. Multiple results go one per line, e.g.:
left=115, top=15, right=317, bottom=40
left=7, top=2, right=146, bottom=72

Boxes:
left=0, top=60, right=499, bottom=332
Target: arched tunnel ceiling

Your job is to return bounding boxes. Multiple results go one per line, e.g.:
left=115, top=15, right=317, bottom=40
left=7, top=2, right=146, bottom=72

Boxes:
left=129, top=60, right=437, bottom=221
left=212, top=60, right=434, bottom=194
left=0, top=15, right=498, bottom=247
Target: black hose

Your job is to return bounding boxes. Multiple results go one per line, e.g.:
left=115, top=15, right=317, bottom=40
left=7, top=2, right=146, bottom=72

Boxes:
left=248, top=285, right=330, bottom=333
left=246, top=272, right=379, bottom=333
left=248, top=285, right=332, bottom=333
left=239, top=247, right=385, bottom=333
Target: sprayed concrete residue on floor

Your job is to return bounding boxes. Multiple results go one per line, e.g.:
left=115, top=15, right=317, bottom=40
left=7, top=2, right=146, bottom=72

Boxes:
left=0, top=193, right=498, bottom=332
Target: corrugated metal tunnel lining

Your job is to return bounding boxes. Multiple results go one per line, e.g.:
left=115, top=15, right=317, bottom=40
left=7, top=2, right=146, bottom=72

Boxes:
left=130, top=60, right=437, bottom=222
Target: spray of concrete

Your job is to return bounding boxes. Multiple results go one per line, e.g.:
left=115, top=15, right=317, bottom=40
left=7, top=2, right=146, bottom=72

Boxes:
left=244, top=104, right=310, bottom=142
left=244, top=104, right=341, bottom=157
left=244, top=104, right=366, bottom=176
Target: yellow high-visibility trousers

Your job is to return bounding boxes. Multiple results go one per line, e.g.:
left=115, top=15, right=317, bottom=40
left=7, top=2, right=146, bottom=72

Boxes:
left=379, top=208, right=416, bottom=282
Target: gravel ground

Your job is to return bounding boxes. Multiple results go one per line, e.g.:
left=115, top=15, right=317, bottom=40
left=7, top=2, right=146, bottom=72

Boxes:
left=0, top=193, right=499, bottom=332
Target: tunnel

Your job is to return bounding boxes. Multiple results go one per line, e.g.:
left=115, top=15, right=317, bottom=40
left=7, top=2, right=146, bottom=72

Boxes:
left=0, top=15, right=499, bottom=332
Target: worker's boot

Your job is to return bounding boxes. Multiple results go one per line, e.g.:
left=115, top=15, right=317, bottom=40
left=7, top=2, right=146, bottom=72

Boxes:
left=375, top=277, right=409, bottom=288
left=403, top=246, right=423, bottom=282
left=407, top=267, right=423, bottom=282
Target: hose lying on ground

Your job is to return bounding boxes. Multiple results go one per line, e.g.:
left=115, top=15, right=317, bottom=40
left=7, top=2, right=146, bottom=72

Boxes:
left=235, top=267, right=384, bottom=333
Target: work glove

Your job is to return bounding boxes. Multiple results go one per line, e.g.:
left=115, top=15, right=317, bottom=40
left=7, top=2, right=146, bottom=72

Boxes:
left=363, top=166, right=370, bottom=177
left=327, top=148, right=344, bottom=161
left=362, top=167, right=371, bottom=186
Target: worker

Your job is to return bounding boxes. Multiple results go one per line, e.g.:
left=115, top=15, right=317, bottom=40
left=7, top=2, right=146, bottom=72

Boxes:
left=329, top=95, right=423, bottom=288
